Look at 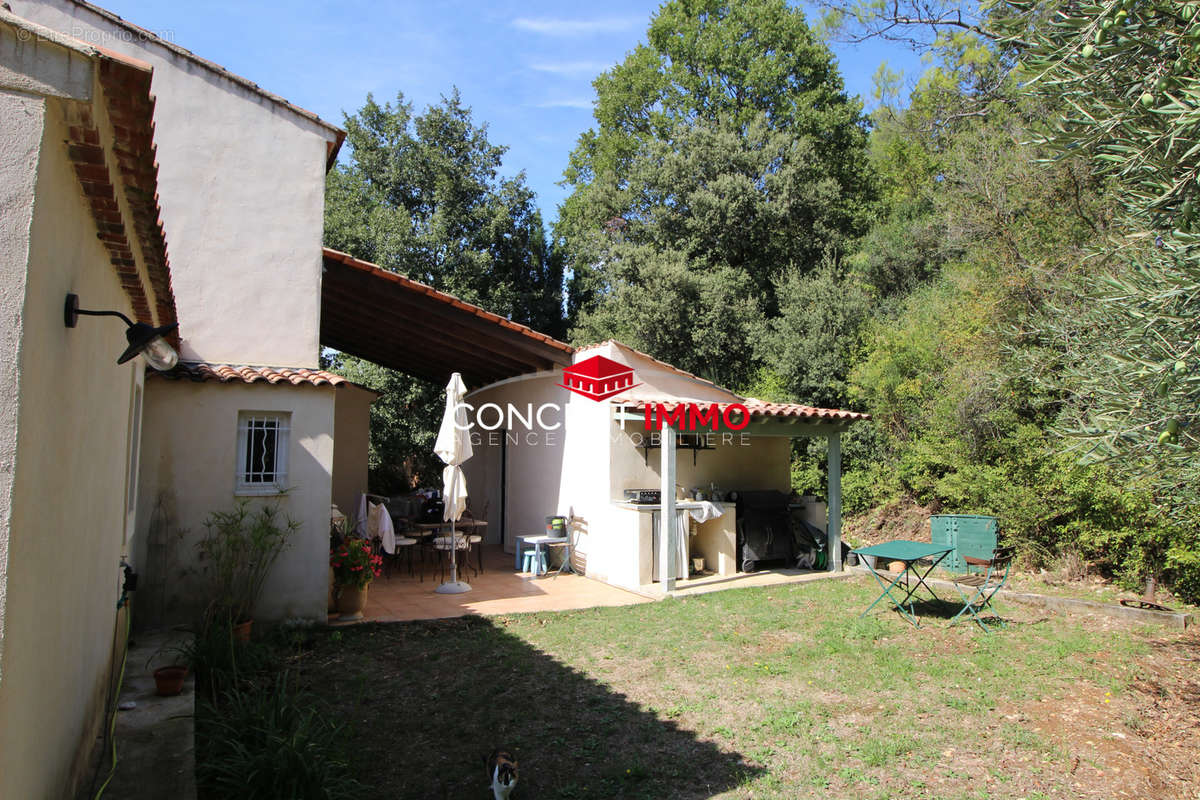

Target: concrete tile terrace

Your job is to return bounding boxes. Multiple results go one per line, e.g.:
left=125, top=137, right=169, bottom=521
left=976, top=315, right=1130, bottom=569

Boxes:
left=342, top=544, right=855, bottom=622
left=346, top=545, right=649, bottom=622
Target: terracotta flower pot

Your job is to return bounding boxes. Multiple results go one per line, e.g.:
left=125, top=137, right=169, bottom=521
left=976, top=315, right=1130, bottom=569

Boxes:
left=233, top=619, right=253, bottom=642
left=154, top=665, right=188, bottom=697
left=337, top=583, right=369, bottom=620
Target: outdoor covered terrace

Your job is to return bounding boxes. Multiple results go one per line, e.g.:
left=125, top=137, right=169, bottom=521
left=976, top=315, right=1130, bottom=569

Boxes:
left=320, top=247, right=867, bottom=620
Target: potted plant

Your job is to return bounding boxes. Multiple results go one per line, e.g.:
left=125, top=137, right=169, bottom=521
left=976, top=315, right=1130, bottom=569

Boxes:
left=153, top=665, right=188, bottom=696
left=331, top=537, right=382, bottom=620
left=195, top=500, right=300, bottom=640
left=146, top=633, right=195, bottom=697
left=328, top=514, right=354, bottom=613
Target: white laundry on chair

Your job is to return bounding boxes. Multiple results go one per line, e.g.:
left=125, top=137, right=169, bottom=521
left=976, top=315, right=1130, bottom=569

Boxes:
left=367, top=501, right=396, bottom=554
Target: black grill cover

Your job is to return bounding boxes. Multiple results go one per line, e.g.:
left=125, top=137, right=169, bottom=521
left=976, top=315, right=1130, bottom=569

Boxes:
left=735, top=491, right=797, bottom=572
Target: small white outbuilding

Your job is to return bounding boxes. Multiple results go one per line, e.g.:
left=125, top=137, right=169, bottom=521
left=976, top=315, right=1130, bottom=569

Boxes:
left=461, top=340, right=869, bottom=593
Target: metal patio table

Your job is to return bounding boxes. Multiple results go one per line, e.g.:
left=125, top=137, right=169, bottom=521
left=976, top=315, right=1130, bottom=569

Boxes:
left=852, top=540, right=953, bottom=627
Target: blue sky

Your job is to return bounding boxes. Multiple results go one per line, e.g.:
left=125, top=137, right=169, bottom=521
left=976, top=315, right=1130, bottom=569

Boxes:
left=100, top=0, right=924, bottom=223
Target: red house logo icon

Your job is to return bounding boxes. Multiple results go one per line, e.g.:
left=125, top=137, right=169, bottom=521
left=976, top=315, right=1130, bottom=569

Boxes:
left=559, top=355, right=640, bottom=401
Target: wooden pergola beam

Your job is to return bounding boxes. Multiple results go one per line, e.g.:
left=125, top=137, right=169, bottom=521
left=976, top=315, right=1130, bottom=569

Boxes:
left=320, top=300, right=545, bottom=380
left=322, top=283, right=555, bottom=374
left=323, top=256, right=571, bottom=367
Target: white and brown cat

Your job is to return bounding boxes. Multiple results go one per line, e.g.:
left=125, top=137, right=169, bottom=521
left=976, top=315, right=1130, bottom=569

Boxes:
left=487, top=749, right=518, bottom=799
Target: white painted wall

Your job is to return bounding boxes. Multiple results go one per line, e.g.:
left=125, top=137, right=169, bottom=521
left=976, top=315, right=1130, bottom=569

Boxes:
left=0, top=89, right=41, bottom=699
left=134, top=380, right=336, bottom=627
left=0, top=90, right=143, bottom=800
left=462, top=373, right=570, bottom=551
left=15, top=0, right=340, bottom=367
left=590, top=342, right=791, bottom=587
left=332, top=384, right=375, bottom=521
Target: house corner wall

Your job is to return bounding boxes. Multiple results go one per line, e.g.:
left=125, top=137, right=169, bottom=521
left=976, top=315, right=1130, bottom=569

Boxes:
left=0, top=88, right=43, bottom=698
left=0, top=93, right=141, bottom=800
left=557, top=396, right=622, bottom=584
left=134, top=381, right=335, bottom=628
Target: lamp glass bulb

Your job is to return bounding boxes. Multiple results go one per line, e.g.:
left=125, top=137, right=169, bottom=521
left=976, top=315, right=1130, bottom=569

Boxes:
left=141, top=336, right=178, bottom=371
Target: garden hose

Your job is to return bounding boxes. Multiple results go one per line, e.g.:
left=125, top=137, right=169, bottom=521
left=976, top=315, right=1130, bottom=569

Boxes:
left=90, top=592, right=131, bottom=800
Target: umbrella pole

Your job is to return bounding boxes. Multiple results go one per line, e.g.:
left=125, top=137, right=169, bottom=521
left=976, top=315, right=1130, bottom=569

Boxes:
left=449, top=514, right=458, bottom=583
left=435, top=467, right=471, bottom=594
left=449, top=467, right=458, bottom=582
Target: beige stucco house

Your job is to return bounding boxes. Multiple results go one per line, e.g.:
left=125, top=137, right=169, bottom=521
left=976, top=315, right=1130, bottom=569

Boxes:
left=0, top=2, right=375, bottom=795
left=0, top=10, right=180, bottom=797
left=0, top=6, right=578, bottom=794
left=6, top=0, right=379, bottom=630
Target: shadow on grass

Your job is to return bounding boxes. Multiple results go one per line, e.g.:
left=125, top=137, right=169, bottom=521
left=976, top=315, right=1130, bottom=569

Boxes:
left=863, top=593, right=1023, bottom=631
left=291, top=615, right=762, bottom=799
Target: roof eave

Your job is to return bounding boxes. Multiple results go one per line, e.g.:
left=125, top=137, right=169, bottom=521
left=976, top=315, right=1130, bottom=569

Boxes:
left=62, top=0, right=346, bottom=145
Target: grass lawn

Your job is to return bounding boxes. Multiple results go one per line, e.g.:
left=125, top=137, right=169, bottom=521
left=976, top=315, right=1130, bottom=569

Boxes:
left=284, top=577, right=1199, bottom=799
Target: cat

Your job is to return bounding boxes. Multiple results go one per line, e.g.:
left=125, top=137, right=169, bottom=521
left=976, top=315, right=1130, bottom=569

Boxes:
left=487, top=749, right=518, bottom=799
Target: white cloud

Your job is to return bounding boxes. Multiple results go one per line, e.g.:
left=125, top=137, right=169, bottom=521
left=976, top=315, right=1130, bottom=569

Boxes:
left=511, top=16, right=642, bottom=36
left=529, top=60, right=611, bottom=77
left=533, top=98, right=594, bottom=109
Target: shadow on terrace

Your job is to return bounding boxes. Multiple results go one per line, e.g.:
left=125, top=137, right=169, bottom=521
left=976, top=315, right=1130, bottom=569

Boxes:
left=292, top=615, right=762, bottom=799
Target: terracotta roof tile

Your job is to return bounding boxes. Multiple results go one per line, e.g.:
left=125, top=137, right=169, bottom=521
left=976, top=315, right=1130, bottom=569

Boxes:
left=614, top=397, right=870, bottom=423
left=150, top=362, right=374, bottom=392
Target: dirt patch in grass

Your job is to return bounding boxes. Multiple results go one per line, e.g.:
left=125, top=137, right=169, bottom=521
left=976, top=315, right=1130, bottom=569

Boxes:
left=1002, top=631, right=1200, bottom=799
left=283, top=579, right=1200, bottom=799
left=843, top=496, right=936, bottom=548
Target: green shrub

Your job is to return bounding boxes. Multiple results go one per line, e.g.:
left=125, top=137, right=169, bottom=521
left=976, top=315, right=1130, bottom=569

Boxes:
left=196, top=673, right=360, bottom=800
left=195, top=501, right=300, bottom=628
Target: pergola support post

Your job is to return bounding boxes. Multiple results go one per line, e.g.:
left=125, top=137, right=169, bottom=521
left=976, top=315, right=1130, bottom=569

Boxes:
left=827, top=431, right=842, bottom=572
left=659, top=425, right=677, bottom=592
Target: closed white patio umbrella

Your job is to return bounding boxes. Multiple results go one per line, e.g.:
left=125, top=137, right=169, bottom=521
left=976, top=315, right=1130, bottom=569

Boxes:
left=433, top=372, right=473, bottom=594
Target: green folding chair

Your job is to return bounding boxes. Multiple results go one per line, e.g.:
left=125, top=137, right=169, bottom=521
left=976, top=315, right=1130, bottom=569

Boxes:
left=948, top=546, right=1016, bottom=631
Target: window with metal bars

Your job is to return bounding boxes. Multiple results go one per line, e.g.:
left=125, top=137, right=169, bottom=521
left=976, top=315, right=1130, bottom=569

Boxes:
left=235, top=412, right=290, bottom=494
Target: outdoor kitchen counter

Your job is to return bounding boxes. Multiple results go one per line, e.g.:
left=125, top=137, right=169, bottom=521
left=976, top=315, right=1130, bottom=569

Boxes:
left=613, top=501, right=737, bottom=579
left=613, top=501, right=719, bottom=512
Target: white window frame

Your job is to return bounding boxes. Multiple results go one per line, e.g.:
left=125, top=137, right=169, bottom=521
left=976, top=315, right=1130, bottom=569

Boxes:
left=235, top=411, right=291, bottom=496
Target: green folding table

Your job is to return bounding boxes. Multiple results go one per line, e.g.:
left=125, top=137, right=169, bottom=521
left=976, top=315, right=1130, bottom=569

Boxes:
left=852, top=540, right=953, bottom=627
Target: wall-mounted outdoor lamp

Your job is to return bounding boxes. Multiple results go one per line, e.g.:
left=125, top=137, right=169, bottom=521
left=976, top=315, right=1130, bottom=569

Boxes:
left=64, top=293, right=179, bottom=371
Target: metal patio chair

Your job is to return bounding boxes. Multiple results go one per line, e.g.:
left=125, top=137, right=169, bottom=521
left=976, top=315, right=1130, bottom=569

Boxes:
left=948, top=545, right=1016, bottom=632
left=543, top=515, right=573, bottom=577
